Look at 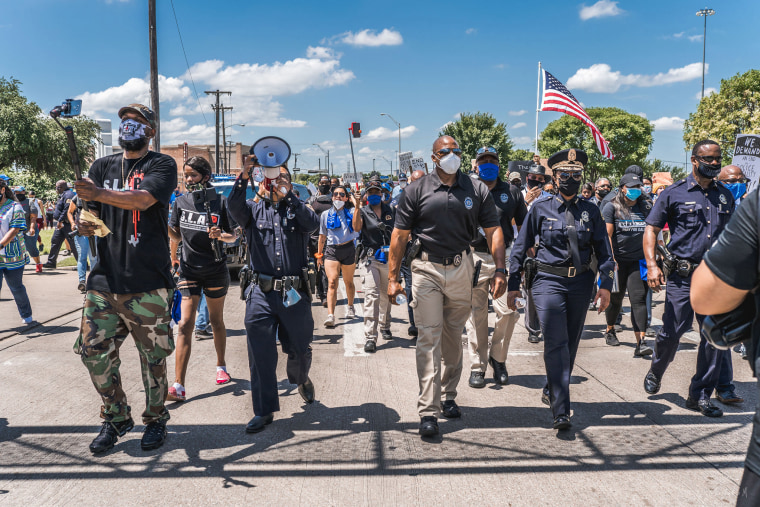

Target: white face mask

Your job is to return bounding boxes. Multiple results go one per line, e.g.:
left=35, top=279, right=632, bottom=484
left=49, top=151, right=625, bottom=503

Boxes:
left=438, top=153, right=461, bottom=174
left=333, top=199, right=345, bottom=210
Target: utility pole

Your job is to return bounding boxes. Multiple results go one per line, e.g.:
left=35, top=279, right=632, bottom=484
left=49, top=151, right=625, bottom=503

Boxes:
left=219, top=105, right=233, bottom=173
left=293, top=153, right=299, bottom=172
left=148, top=0, right=160, bottom=152
left=204, top=90, right=231, bottom=173
left=697, top=8, right=715, bottom=100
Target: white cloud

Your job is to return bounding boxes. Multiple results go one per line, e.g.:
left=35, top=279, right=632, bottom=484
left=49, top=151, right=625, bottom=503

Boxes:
left=362, top=125, right=418, bottom=142
left=509, top=110, right=527, bottom=116
left=579, top=0, right=624, bottom=20
left=651, top=116, right=685, bottom=131
left=695, top=87, right=717, bottom=100
left=338, top=28, right=402, bottom=47
left=673, top=31, right=685, bottom=38
left=306, top=46, right=335, bottom=59
left=77, top=75, right=190, bottom=116
left=512, top=136, right=534, bottom=145
left=453, top=113, right=461, bottom=119
left=511, top=122, right=527, bottom=129
left=465, top=28, right=477, bottom=35
left=567, top=62, right=705, bottom=93
left=636, top=112, right=647, bottom=118
left=493, top=63, right=505, bottom=70
left=689, top=35, right=703, bottom=42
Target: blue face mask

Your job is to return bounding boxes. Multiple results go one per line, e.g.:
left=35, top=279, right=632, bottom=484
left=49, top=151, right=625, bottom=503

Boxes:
left=478, top=163, right=499, bottom=181
left=367, top=194, right=382, bottom=206
left=625, top=188, right=642, bottom=201
left=724, top=182, right=746, bottom=202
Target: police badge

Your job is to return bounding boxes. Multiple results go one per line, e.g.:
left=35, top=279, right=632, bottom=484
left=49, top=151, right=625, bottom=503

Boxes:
left=581, top=210, right=590, bottom=223
left=719, top=194, right=727, bottom=205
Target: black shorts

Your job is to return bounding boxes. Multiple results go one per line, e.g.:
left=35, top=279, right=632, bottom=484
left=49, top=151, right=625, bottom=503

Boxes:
left=325, top=242, right=356, bottom=265
left=178, top=263, right=230, bottom=298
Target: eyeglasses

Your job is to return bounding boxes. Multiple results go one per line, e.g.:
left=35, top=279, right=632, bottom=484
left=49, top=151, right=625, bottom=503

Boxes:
left=697, top=155, right=722, bottom=164
left=597, top=183, right=611, bottom=188
left=333, top=192, right=346, bottom=197
left=721, top=177, right=748, bottom=184
left=476, top=146, right=497, bottom=155
left=436, top=148, right=462, bottom=156
left=557, top=171, right=583, bottom=181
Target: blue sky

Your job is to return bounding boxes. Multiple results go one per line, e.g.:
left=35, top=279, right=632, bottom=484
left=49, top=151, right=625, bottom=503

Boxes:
left=3, top=0, right=757, bottom=174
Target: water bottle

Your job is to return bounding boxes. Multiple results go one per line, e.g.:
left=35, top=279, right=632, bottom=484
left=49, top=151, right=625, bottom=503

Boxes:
left=396, top=294, right=407, bottom=305
left=514, top=297, right=526, bottom=309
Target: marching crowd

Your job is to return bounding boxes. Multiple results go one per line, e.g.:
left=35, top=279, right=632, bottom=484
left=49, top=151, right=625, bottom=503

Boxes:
left=1, top=101, right=759, bottom=504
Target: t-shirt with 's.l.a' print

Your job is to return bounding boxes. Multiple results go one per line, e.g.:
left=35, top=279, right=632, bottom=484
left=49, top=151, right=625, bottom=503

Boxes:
left=86, top=151, right=178, bottom=294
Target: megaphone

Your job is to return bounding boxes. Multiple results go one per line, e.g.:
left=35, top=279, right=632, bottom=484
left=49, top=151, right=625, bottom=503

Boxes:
left=251, top=136, right=291, bottom=179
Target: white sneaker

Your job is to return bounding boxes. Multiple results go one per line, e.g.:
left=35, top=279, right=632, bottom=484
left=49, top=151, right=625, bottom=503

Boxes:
left=22, top=316, right=34, bottom=325
left=324, top=314, right=335, bottom=328
left=645, top=327, right=656, bottom=338
left=346, top=306, right=356, bottom=319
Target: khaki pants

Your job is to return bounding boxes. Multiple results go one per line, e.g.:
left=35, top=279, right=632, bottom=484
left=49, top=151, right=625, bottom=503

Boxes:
left=362, top=258, right=392, bottom=340
left=466, top=250, right=518, bottom=372
left=410, top=252, right=473, bottom=418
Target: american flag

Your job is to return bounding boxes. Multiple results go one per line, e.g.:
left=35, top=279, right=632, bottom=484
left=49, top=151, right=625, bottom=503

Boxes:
left=540, top=69, right=614, bottom=160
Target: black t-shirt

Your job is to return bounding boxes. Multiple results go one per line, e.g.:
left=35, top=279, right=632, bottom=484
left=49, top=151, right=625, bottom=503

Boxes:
left=359, top=203, right=395, bottom=250
left=86, top=152, right=178, bottom=294
left=471, top=179, right=527, bottom=251
left=395, top=170, right=499, bottom=258
left=170, top=187, right=234, bottom=276
left=602, top=199, right=651, bottom=261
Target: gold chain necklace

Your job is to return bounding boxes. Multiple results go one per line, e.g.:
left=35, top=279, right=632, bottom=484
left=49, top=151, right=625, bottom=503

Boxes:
left=121, top=151, right=150, bottom=190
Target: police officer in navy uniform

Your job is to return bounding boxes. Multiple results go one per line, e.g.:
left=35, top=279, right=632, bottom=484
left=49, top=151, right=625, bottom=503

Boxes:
left=507, top=148, right=614, bottom=430
left=642, top=139, right=735, bottom=417
left=227, top=150, right=320, bottom=433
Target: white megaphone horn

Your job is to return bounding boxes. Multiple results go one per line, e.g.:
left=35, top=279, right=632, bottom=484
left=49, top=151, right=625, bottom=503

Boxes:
left=251, top=136, right=291, bottom=179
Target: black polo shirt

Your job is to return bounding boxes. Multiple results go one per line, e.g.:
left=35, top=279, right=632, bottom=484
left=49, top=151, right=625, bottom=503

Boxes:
left=359, top=202, right=395, bottom=250
left=471, top=179, right=526, bottom=251
left=395, top=170, right=499, bottom=258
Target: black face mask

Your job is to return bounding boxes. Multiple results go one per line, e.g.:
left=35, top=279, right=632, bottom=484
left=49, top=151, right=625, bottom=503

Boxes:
left=697, top=161, right=721, bottom=179
left=319, top=184, right=331, bottom=194
left=558, top=178, right=581, bottom=196
left=526, top=178, right=543, bottom=189
left=596, top=188, right=610, bottom=198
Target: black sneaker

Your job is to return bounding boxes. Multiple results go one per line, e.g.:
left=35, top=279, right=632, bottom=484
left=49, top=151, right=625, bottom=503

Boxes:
left=408, top=326, right=418, bottom=337
left=141, top=420, right=167, bottom=450
left=380, top=329, right=393, bottom=340
left=89, top=418, right=134, bottom=454
left=605, top=329, right=620, bottom=346
left=77, top=281, right=86, bottom=293
left=419, top=416, right=439, bottom=437
left=528, top=332, right=541, bottom=344
left=634, top=340, right=653, bottom=357
left=364, top=339, right=376, bottom=353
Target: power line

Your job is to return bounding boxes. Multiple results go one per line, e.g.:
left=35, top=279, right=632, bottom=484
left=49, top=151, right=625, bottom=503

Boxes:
left=169, top=0, right=209, bottom=127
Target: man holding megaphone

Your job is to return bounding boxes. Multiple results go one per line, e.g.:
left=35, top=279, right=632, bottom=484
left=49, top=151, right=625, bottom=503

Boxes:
left=227, top=137, right=320, bottom=434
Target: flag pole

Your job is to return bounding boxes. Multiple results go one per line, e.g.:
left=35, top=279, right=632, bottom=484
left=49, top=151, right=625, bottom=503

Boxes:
left=535, top=61, right=541, bottom=155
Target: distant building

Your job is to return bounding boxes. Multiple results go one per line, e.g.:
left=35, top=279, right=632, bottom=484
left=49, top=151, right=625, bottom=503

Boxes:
left=94, top=119, right=113, bottom=159
left=161, top=142, right=250, bottom=191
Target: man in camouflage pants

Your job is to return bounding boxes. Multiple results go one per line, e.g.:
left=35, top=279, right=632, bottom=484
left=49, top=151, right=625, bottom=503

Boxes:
left=74, top=103, right=178, bottom=454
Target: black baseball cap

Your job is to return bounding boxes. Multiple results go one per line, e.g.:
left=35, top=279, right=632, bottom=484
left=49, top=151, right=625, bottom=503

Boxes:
left=118, top=103, right=156, bottom=129
left=620, top=173, right=642, bottom=188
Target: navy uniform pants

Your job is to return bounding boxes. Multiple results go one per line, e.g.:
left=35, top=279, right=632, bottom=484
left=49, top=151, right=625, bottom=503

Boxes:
left=533, top=270, right=594, bottom=418
left=244, top=285, right=314, bottom=416
left=650, top=272, right=726, bottom=401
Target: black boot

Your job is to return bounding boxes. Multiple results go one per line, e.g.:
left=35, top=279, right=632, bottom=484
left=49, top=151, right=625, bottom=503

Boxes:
left=141, top=420, right=167, bottom=451
left=89, top=418, right=135, bottom=454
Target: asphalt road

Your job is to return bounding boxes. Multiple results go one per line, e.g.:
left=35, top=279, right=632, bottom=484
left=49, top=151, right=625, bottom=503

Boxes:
left=0, top=266, right=754, bottom=506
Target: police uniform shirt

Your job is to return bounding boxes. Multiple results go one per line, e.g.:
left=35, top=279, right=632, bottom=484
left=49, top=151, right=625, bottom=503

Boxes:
left=395, top=170, right=499, bottom=258
left=359, top=202, right=395, bottom=251
left=508, top=194, right=615, bottom=292
left=227, top=175, right=319, bottom=277
left=645, top=173, right=734, bottom=264
left=472, top=179, right=527, bottom=252
left=54, top=188, right=77, bottom=224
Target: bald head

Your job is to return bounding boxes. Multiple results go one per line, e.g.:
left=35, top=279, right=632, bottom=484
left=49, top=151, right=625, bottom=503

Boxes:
left=410, top=169, right=426, bottom=182
left=55, top=180, right=68, bottom=194
left=719, top=165, right=745, bottom=181
left=432, top=135, right=458, bottom=154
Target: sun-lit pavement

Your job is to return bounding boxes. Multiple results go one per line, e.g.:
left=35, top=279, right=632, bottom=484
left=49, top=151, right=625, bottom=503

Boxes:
left=0, top=267, right=753, bottom=505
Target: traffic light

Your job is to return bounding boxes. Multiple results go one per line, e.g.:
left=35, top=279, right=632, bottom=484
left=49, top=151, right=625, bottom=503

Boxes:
left=351, top=122, right=361, bottom=138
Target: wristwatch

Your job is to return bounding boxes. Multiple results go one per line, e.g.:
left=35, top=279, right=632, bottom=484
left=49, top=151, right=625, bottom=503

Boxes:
left=495, top=268, right=507, bottom=275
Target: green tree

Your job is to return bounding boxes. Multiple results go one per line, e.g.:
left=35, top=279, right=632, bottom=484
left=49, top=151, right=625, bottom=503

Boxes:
left=440, top=112, right=513, bottom=177
left=509, top=148, right=536, bottom=162
left=0, top=77, right=100, bottom=193
left=683, top=69, right=760, bottom=164
left=537, top=107, right=653, bottom=184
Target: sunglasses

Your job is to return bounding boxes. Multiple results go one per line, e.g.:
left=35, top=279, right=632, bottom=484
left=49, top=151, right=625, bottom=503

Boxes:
left=476, top=146, right=497, bottom=155
left=333, top=192, right=347, bottom=197
left=557, top=171, right=583, bottom=181
left=436, top=148, right=462, bottom=156
left=721, top=177, right=748, bottom=184
left=697, top=155, right=722, bottom=164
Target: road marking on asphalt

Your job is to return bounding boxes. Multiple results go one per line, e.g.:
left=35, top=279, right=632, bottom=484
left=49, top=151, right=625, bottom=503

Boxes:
left=338, top=281, right=368, bottom=357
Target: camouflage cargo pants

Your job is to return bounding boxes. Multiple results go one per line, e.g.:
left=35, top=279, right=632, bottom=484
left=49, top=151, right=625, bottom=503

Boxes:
left=74, top=289, right=175, bottom=424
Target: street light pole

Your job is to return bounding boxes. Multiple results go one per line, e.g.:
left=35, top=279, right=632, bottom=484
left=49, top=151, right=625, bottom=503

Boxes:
left=312, top=143, right=329, bottom=176
left=696, top=8, right=715, bottom=100
left=381, top=113, right=401, bottom=177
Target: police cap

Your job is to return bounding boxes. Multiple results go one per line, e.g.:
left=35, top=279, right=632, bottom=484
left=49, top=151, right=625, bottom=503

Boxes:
left=547, top=148, right=588, bottom=171
left=527, top=163, right=546, bottom=176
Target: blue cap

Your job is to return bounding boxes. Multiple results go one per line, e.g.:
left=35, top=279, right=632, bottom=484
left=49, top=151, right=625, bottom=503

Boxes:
left=0, top=174, right=9, bottom=181
left=14, top=186, right=26, bottom=192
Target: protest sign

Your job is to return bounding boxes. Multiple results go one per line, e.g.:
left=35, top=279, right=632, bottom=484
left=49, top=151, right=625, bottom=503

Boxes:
left=398, top=151, right=413, bottom=173
left=734, top=134, right=760, bottom=193
left=410, top=158, right=426, bottom=173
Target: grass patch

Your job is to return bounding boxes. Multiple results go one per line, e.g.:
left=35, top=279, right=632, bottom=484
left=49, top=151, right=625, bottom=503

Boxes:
left=36, top=227, right=77, bottom=267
